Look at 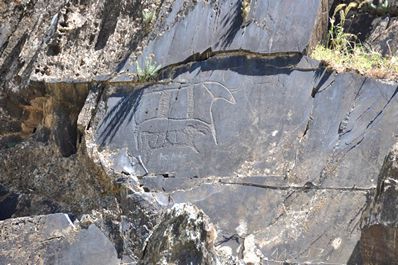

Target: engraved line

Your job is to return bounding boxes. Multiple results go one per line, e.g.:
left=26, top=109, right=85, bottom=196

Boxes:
left=187, top=86, right=194, bottom=119
left=158, top=92, right=170, bottom=118
left=202, top=83, right=219, bottom=145
left=138, top=155, right=149, bottom=174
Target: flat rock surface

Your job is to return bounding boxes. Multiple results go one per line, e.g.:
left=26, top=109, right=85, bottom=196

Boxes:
left=98, top=54, right=398, bottom=186
left=120, top=0, right=327, bottom=72
left=95, top=53, right=398, bottom=263
left=0, top=213, right=120, bottom=265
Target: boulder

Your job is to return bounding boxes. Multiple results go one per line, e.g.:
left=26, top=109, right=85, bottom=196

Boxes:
left=141, top=203, right=220, bottom=265
left=360, top=142, right=398, bottom=265
left=0, top=213, right=120, bottom=265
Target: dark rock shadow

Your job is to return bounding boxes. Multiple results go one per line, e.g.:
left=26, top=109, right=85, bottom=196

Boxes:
left=347, top=241, right=363, bottom=265
left=167, top=53, right=304, bottom=78
left=95, top=0, right=122, bottom=50
left=217, top=1, right=244, bottom=48
left=97, top=88, right=144, bottom=147
left=312, top=68, right=333, bottom=97
left=0, top=185, right=18, bottom=220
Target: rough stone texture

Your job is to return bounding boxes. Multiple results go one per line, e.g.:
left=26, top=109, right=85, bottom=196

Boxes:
left=0, top=213, right=120, bottom=265
left=0, top=0, right=171, bottom=153
left=0, top=138, right=118, bottom=218
left=367, top=16, right=398, bottom=56
left=0, top=0, right=168, bottom=84
left=359, top=143, right=398, bottom=265
left=120, top=0, right=328, bottom=73
left=94, top=51, right=398, bottom=263
left=2, top=0, right=398, bottom=264
left=0, top=1, right=167, bottom=261
left=141, top=204, right=220, bottom=265
left=340, top=1, right=398, bottom=57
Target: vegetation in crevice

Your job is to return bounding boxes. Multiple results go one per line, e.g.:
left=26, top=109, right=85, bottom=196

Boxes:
left=311, top=1, right=398, bottom=81
left=136, top=54, right=161, bottom=82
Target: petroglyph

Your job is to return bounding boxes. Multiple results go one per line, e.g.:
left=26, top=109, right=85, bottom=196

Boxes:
left=133, top=81, right=236, bottom=154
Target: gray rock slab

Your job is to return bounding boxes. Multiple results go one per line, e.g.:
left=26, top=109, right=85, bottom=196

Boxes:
left=120, top=0, right=327, bottom=72
left=0, top=213, right=120, bottom=265
left=98, top=54, right=398, bottom=187
left=98, top=54, right=316, bottom=179
left=95, top=53, right=398, bottom=263
left=170, top=182, right=367, bottom=264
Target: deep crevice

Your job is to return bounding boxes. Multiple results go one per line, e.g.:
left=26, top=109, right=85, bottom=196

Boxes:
left=366, top=86, right=398, bottom=129
left=157, top=49, right=309, bottom=81
left=220, top=180, right=375, bottom=192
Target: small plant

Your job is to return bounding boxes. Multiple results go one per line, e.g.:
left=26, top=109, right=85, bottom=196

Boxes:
left=328, top=2, right=360, bottom=53
left=312, top=44, right=398, bottom=79
left=136, top=54, right=161, bottom=82
left=142, top=8, right=156, bottom=25
left=241, top=0, right=251, bottom=24
left=311, top=1, right=398, bottom=80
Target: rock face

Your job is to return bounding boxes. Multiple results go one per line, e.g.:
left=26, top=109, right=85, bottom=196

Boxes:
left=95, top=52, right=398, bottom=263
left=341, top=1, right=398, bottom=57
left=141, top=204, right=219, bottom=265
left=367, top=16, right=398, bottom=56
left=1, top=0, right=398, bottom=264
left=359, top=143, right=398, bottom=265
left=121, top=0, right=328, bottom=72
left=0, top=213, right=120, bottom=265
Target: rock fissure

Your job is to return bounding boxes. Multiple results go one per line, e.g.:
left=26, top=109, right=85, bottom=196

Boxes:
left=220, top=181, right=375, bottom=192
left=366, top=85, right=398, bottom=129
left=2, top=0, right=398, bottom=264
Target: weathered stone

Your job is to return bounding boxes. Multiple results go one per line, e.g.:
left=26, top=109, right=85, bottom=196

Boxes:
left=117, top=186, right=161, bottom=259
left=0, top=0, right=169, bottom=85
left=120, top=0, right=328, bottom=73
left=0, top=138, right=118, bottom=218
left=0, top=0, right=169, bottom=154
left=2, top=0, right=398, bottom=263
left=359, top=142, right=398, bottom=265
left=141, top=203, right=239, bottom=265
left=367, top=16, right=398, bottom=56
left=0, top=183, right=65, bottom=220
left=0, top=213, right=120, bottom=265
left=94, top=52, right=398, bottom=263
left=98, top=54, right=398, bottom=186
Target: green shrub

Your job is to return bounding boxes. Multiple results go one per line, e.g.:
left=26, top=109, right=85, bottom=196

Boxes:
left=136, top=55, right=161, bottom=82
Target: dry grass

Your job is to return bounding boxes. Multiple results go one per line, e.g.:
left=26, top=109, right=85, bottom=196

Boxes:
left=311, top=45, right=398, bottom=81
left=311, top=1, right=398, bottom=82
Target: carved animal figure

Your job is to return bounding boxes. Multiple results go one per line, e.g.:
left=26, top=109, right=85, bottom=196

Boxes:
left=133, top=82, right=236, bottom=153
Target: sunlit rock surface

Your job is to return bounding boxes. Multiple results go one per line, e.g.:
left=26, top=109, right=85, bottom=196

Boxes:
left=1, top=0, right=398, bottom=264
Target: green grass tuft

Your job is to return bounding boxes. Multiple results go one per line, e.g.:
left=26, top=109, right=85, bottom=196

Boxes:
left=136, top=55, right=161, bottom=82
